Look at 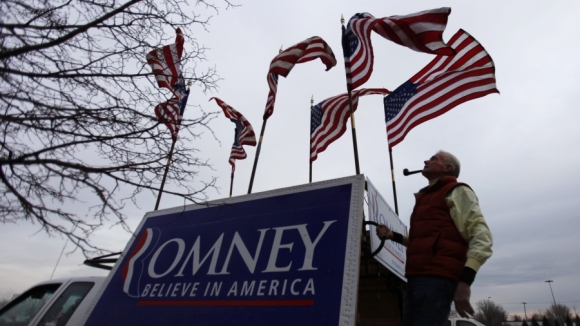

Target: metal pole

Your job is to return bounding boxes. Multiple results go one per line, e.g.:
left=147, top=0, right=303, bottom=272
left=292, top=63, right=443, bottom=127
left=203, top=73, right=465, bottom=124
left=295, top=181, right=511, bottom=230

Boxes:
left=546, top=280, right=557, bottom=305
left=384, top=94, right=399, bottom=215
left=309, top=95, right=314, bottom=183
left=522, top=302, right=527, bottom=322
left=341, top=16, right=361, bottom=176
left=247, top=120, right=267, bottom=194
left=229, top=166, right=234, bottom=197
left=248, top=47, right=283, bottom=194
left=50, top=238, right=68, bottom=280
left=154, top=138, right=176, bottom=210
left=387, top=146, right=399, bottom=215
left=345, top=90, right=361, bottom=175
left=546, top=280, right=563, bottom=325
left=154, top=81, right=191, bottom=210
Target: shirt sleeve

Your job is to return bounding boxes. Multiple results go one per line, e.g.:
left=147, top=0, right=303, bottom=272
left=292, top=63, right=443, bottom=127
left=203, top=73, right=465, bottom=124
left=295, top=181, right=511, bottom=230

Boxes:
left=446, top=186, right=493, bottom=272
left=392, top=232, right=409, bottom=247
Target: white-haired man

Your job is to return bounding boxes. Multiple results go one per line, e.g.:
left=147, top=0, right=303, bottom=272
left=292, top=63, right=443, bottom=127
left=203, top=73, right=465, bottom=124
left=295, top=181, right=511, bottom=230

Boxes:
left=376, top=151, right=493, bottom=326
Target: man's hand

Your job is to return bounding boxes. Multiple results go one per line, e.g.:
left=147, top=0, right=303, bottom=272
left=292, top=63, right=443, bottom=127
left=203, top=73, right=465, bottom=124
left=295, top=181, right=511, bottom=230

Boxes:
left=454, top=282, right=475, bottom=318
left=375, top=224, right=393, bottom=241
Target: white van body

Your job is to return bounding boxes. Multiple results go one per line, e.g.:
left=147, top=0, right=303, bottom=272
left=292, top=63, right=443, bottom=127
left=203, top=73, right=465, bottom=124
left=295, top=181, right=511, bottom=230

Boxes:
left=0, top=276, right=105, bottom=326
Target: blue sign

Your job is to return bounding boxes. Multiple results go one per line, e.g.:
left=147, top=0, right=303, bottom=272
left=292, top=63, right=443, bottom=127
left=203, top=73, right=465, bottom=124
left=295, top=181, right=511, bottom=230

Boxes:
left=82, top=176, right=365, bottom=326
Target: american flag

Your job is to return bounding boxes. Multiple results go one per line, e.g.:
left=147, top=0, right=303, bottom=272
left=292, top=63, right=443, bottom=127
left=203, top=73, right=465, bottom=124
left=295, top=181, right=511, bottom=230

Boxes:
left=263, top=36, right=337, bottom=120
left=384, top=29, right=499, bottom=147
left=264, top=73, right=279, bottom=120
left=146, top=28, right=185, bottom=93
left=210, top=98, right=257, bottom=170
left=310, top=88, right=390, bottom=162
left=342, top=13, right=375, bottom=91
left=154, top=77, right=189, bottom=142
left=343, top=8, right=454, bottom=90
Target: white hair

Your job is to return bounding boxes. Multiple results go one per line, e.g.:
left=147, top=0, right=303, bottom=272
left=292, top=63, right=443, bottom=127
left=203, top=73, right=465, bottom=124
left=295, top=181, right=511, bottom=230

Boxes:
left=437, top=150, right=460, bottom=178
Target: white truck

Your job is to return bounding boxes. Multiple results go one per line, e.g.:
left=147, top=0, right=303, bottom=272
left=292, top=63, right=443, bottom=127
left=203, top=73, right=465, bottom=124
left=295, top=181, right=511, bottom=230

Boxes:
left=1, top=278, right=487, bottom=326
left=0, top=276, right=105, bottom=326
left=447, top=317, right=486, bottom=326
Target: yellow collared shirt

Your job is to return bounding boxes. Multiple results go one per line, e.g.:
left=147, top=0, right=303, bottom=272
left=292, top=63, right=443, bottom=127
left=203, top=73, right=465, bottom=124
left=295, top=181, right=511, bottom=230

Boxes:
left=446, top=185, right=493, bottom=272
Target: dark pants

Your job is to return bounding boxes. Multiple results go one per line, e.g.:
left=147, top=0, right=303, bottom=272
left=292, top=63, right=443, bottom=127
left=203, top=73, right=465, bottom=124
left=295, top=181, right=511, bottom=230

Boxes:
left=402, top=276, right=457, bottom=326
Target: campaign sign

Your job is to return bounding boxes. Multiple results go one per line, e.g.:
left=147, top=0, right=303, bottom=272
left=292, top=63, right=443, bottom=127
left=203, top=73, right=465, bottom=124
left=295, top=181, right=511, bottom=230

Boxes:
left=82, top=175, right=365, bottom=326
left=366, top=177, right=407, bottom=281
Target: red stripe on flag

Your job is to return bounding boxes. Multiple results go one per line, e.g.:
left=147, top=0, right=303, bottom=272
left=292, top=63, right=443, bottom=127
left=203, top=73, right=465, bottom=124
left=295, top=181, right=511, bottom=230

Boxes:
left=310, top=88, right=390, bottom=161
left=146, top=29, right=184, bottom=92
left=385, top=29, right=499, bottom=147
left=209, top=98, right=256, bottom=169
left=263, top=36, right=336, bottom=120
left=344, top=8, right=454, bottom=90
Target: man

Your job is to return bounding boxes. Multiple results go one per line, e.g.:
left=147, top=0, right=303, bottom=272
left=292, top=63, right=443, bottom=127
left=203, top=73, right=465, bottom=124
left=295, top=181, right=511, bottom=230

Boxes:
left=376, top=151, right=492, bottom=326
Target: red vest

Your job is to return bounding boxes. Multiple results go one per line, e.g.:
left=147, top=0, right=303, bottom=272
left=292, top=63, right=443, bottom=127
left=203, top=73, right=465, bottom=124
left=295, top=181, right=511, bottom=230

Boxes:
left=405, top=176, right=469, bottom=282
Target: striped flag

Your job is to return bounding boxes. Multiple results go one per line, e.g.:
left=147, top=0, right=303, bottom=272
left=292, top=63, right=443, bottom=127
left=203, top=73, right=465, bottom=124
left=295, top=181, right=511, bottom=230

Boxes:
left=310, top=88, right=390, bottom=162
left=154, top=77, right=189, bottom=142
left=210, top=98, right=257, bottom=170
left=384, top=29, right=499, bottom=147
left=264, top=73, right=279, bottom=121
left=342, top=13, right=375, bottom=91
left=146, top=28, right=185, bottom=93
left=343, top=8, right=454, bottom=90
left=263, top=36, right=337, bottom=120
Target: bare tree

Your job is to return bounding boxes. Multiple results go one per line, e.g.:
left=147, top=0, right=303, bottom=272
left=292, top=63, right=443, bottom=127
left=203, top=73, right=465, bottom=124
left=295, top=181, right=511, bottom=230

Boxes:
left=530, top=311, right=544, bottom=321
left=543, top=316, right=551, bottom=326
left=545, top=303, right=571, bottom=326
left=474, top=299, right=508, bottom=326
left=1, top=0, right=235, bottom=255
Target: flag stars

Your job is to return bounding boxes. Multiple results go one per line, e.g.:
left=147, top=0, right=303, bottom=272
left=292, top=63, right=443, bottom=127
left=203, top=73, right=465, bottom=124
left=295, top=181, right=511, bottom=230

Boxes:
left=347, top=33, right=359, bottom=53
left=231, top=119, right=244, bottom=146
left=383, top=81, right=418, bottom=122
left=310, top=103, right=323, bottom=134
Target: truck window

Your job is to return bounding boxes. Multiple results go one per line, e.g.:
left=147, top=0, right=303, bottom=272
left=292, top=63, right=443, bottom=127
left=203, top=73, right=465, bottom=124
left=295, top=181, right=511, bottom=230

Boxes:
left=36, top=282, right=94, bottom=326
left=0, top=283, right=61, bottom=326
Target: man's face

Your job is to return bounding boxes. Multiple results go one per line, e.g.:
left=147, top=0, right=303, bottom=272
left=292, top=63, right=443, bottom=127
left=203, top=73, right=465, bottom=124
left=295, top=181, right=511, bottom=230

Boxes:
left=422, top=153, right=452, bottom=179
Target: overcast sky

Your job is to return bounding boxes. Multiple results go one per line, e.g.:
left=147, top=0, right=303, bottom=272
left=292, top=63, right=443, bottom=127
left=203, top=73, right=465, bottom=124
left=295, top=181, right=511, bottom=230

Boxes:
left=2, top=0, right=579, bottom=319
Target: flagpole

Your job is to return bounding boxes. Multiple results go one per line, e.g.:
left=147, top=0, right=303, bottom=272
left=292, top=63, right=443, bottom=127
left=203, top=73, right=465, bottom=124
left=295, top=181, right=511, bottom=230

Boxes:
left=387, top=147, right=399, bottom=215
left=309, top=95, right=314, bottom=183
left=247, top=120, right=266, bottom=194
left=154, top=138, right=176, bottom=211
left=229, top=166, right=234, bottom=197
left=346, top=91, right=361, bottom=175
left=247, top=46, right=283, bottom=194
left=154, top=80, right=191, bottom=211
left=384, top=94, right=400, bottom=215
left=341, top=16, right=362, bottom=175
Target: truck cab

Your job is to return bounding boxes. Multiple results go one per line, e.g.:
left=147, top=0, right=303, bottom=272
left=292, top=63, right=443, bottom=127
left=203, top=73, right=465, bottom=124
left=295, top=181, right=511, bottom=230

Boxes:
left=448, top=317, right=486, bottom=326
left=0, top=276, right=105, bottom=326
